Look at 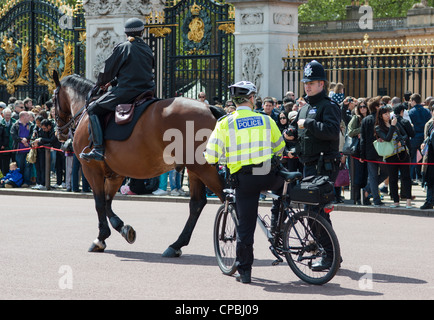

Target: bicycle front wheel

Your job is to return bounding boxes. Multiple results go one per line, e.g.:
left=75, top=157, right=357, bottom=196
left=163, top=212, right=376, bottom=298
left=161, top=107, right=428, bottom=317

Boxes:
left=283, top=210, right=340, bottom=285
left=213, top=204, right=238, bottom=276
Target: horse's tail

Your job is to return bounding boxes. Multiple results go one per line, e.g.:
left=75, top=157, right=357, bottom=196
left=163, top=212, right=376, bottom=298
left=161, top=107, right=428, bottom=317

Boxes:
left=209, top=105, right=226, bottom=120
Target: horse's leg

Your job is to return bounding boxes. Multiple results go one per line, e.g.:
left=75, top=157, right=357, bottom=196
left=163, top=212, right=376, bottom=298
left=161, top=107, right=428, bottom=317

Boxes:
left=162, top=170, right=207, bottom=257
left=104, top=175, right=136, bottom=244
left=84, top=164, right=111, bottom=253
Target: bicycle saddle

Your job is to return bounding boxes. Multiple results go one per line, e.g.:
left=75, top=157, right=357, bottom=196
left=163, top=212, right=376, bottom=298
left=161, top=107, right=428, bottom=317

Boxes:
left=278, top=170, right=302, bottom=182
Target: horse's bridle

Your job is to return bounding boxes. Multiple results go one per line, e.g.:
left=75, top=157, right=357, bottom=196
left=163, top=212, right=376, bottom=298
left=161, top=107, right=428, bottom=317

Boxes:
left=53, top=86, right=86, bottom=136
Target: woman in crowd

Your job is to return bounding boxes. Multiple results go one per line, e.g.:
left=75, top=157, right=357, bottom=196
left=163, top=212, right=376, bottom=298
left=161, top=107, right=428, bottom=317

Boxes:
left=420, top=102, right=434, bottom=209
left=330, top=82, right=345, bottom=105
left=347, top=98, right=370, bottom=204
left=374, top=106, right=412, bottom=208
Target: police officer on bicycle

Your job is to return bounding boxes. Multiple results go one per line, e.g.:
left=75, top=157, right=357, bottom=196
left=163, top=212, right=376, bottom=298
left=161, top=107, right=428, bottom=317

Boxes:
left=205, top=81, right=285, bottom=283
left=284, top=60, right=341, bottom=271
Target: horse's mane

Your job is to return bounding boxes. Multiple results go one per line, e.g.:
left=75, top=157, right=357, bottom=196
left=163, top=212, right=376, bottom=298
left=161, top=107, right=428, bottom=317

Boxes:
left=60, top=74, right=95, bottom=99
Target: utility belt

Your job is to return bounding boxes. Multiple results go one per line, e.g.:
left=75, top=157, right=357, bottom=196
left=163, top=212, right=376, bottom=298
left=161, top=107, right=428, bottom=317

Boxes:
left=227, top=158, right=280, bottom=188
left=304, top=153, right=340, bottom=175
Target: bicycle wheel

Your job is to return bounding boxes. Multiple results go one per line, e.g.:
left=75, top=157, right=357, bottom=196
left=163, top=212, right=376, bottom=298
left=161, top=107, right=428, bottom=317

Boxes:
left=213, top=204, right=238, bottom=275
left=283, top=210, right=340, bottom=285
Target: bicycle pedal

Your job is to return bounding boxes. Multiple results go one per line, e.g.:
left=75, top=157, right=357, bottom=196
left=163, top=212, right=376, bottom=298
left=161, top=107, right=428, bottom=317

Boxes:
left=272, top=258, right=283, bottom=266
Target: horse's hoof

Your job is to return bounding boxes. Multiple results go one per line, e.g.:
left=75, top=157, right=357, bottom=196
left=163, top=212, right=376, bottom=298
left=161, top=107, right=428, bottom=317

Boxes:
left=121, top=225, right=136, bottom=244
left=162, top=247, right=182, bottom=258
left=88, top=239, right=106, bottom=253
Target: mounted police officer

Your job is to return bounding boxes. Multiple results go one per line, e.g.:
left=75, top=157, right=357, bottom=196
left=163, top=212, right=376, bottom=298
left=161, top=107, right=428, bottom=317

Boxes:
left=284, top=60, right=341, bottom=271
left=205, top=81, right=285, bottom=283
left=80, top=18, right=156, bottom=161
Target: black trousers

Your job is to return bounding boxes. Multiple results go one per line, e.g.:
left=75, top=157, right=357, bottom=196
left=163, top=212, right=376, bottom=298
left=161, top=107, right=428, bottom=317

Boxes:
left=234, top=168, right=283, bottom=273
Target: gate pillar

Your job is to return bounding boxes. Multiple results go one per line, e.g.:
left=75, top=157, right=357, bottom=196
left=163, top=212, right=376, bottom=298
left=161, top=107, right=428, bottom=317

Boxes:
left=82, top=0, right=164, bottom=82
left=230, top=0, right=305, bottom=99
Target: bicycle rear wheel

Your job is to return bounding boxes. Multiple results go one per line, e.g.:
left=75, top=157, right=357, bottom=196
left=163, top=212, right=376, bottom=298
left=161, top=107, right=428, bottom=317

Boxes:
left=213, top=204, right=238, bottom=275
left=283, top=210, right=340, bottom=285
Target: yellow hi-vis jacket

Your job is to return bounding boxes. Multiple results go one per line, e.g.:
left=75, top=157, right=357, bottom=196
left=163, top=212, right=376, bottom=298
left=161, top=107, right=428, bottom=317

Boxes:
left=205, top=106, right=285, bottom=174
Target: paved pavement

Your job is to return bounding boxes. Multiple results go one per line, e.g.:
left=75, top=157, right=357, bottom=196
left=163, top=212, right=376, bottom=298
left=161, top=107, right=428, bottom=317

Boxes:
left=1, top=180, right=433, bottom=217
left=1, top=194, right=433, bottom=301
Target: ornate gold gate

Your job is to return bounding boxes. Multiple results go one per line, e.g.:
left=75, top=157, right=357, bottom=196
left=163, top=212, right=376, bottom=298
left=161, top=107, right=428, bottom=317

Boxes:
left=283, top=34, right=434, bottom=99
left=0, top=0, right=85, bottom=103
left=144, top=0, right=235, bottom=100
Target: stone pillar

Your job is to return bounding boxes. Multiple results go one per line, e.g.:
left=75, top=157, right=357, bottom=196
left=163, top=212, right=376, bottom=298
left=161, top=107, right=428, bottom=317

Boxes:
left=82, top=0, right=164, bottom=82
left=230, top=0, right=306, bottom=99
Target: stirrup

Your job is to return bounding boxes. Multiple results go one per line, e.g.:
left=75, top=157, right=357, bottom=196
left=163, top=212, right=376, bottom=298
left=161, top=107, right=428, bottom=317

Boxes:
left=79, top=148, right=105, bottom=161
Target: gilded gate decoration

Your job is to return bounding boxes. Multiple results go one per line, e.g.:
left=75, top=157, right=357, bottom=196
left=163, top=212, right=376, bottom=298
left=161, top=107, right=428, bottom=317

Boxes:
left=144, top=0, right=235, bottom=100
left=0, top=36, right=29, bottom=94
left=181, top=3, right=211, bottom=55
left=283, top=34, right=434, bottom=100
left=35, top=35, right=73, bottom=93
left=0, top=0, right=85, bottom=102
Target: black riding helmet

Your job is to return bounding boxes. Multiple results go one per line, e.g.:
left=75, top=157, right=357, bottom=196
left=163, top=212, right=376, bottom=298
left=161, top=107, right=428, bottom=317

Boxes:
left=124, top=18, right=144, bottom=37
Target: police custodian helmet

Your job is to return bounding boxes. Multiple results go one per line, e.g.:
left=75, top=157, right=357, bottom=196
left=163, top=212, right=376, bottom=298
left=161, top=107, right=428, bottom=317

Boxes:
left=124, top=18, right=145, bottom=35
left=301, top=60, right=327, bottom=83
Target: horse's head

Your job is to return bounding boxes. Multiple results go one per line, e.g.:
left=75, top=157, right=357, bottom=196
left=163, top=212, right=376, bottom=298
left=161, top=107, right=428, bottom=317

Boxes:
left=52, top=71, right=94, bottom=141
left=52, top=70, right=72, bottom=141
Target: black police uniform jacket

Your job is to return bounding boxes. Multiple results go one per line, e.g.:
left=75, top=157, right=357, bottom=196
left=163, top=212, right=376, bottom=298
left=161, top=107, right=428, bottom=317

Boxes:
left=292, top=90, right=341, bottom=164
left=95, top=37, right=156, bottom=112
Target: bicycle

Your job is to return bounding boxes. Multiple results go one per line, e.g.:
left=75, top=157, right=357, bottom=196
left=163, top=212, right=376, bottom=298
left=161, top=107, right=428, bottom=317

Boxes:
left=213, top=169, right=341, bottom=285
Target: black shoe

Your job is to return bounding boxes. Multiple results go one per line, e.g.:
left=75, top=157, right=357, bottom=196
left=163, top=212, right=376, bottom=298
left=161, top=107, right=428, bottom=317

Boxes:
left=80, top=113, right=105, bottom=162
left=420, top=202, right=433, bottom=210
left=80, top=148, right=105, bottom=161
left=236, top=271, right=251, bottom=284
left=311, top=257, right=333, bottom=271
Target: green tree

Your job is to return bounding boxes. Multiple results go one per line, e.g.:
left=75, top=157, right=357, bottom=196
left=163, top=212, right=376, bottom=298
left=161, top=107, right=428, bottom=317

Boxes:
left=299, top=0, right=434, bottom=22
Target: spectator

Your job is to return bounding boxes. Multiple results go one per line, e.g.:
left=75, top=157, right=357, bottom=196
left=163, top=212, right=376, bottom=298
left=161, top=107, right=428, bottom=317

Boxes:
left=374, top=106, right=412, bottom=208
left=23, top=97, right=33, bottom=111
left=0, top=101, right=5, bottom=121
left=360, top=96, right=388, bottom=206
left=0, top=161, right=23, bottom=188
left=10, top=111, right=34, bottom=187
left=71, top=154, right=90, bottom=192
left=31, top=119, right=57, bottom=190
left=408, top=93, right=431, bottom=183
left=328, top=82, right=336, bottom=98
left=152, top=170, right=183, bottom=196
left=347, top=98, right=370, bottom=204
left=11, top=100, right=25, bottom=120
left=0, top=108, right=16, bottom=175
left=197, top=92, right=209, bottom=104
left=61, top=135, right=74, bottom=192
left=421, top=103, right=434, bottom=209
left=330, top=82, right=345, bottom=104
left=262, top=97, right=279, bottom=124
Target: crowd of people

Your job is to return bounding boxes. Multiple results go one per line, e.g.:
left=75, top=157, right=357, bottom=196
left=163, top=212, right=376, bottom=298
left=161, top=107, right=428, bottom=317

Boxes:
left=231, top=82, right=434, bottom=210
left=3, top=83, right=434, bottom=210
left=0, top=96, right=90, bottom=192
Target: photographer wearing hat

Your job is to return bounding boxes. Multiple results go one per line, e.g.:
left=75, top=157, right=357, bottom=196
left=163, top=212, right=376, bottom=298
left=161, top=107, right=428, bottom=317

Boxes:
left=283, top=60, right=341, bottom=271
left=80, top=18, right=156, bottom=162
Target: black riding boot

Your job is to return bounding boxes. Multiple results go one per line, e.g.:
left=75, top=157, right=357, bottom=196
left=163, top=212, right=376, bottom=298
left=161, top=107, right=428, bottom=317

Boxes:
left=80, top=114, right=105, bottom=161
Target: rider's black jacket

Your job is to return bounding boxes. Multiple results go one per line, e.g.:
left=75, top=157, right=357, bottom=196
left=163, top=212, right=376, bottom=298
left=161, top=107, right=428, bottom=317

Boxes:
left=95, top=36, right=156, bottom=112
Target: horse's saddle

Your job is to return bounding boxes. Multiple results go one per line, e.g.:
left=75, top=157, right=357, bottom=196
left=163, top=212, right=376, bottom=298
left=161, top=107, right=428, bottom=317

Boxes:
left=115, top=91, right=153, bottom=125
left=104, top=93, right=160, bottom=141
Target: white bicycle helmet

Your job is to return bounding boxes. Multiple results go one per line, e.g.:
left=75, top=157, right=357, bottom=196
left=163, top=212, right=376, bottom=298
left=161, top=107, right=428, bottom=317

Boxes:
left=228, top=81, right=257, bottom=98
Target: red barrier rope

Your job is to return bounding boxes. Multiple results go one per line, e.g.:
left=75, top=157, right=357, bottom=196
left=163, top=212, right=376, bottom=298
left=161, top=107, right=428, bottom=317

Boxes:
left=350, top=155, right=433, bottom=166
left=0, top=145, right=64, bottom=154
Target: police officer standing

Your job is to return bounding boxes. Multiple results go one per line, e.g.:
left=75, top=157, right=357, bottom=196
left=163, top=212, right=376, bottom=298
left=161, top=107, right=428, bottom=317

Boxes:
left=80, top=18, right=156, bottom=161
left=205, top=81, right=285, bottom=283
left=284, top=60, right=341, bottom=271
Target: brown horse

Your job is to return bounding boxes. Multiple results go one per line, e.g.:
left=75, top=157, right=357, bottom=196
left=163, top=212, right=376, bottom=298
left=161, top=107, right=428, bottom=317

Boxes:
left=52, top=71, right=224, bottom=257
